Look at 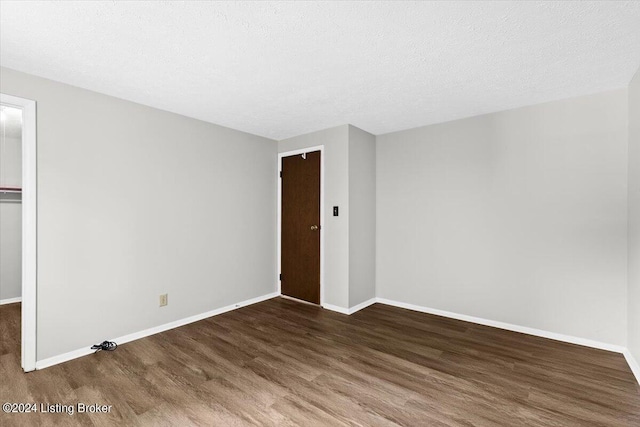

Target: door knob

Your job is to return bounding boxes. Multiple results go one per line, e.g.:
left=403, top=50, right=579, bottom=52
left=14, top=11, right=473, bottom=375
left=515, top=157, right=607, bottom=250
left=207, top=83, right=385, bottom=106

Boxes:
left=310, top=225, right=319, bottom=231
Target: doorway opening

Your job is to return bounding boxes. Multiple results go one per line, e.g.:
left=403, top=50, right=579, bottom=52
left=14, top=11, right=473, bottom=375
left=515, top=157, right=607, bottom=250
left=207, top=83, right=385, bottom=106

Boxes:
left=0, top=94, right=37, bottom=372
left=277, top=146, right=324, bottom=306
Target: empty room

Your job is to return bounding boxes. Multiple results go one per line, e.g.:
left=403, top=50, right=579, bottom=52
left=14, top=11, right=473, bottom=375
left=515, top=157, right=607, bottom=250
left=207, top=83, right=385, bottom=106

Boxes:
left=1, top=1, right=639, bottom=425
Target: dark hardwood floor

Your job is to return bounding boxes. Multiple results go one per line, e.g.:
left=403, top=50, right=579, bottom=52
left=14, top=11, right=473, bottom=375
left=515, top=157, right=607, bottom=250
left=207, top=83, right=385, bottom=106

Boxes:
left=1, top=298, right=639, bottom=426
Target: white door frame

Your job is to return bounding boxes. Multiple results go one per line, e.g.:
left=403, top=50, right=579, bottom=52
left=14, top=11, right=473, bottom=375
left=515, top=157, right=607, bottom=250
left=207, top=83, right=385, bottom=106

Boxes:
left=1, top=93, right=37, bottom=372
left=277, top=145, right=325, bottom=306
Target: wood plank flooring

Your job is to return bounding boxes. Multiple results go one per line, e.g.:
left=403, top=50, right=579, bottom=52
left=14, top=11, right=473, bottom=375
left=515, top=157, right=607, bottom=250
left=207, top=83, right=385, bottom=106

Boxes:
left=1, top=298, right=639, bottom=426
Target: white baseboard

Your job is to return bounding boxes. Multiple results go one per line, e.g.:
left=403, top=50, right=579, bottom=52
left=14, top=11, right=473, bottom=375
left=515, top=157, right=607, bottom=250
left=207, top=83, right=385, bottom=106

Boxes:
left=322, top=298, right=376, bottom=315
left=322, top=303, right=350, bottom=315
left=623, top=349, right=640, bottom=386
left=35, top=292, right=279, bottom=370
left=376, top=297, right=638, bottom=386
left=36, top=344, right=97, bottom=371
left=347, top=297, right=377, bottom=314
left=32, top=291, right=639, bottom=386
left=375, top=297, right=626, bottom=354
left=0, top=296, right=22, bottom=305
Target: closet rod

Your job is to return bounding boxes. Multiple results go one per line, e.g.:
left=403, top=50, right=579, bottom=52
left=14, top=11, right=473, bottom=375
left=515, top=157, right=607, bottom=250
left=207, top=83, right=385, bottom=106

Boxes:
left=0, top=186, right=22, bottom=194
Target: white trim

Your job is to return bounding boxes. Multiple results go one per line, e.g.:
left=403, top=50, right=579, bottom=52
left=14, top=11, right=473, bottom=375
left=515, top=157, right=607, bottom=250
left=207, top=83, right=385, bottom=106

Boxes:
left=347, top=297, right=377, bottom=314
left=623, top=349, right=640, bottom=385
left=277, top=145, right=325, bottom=305
left=322, top=303, right=350, bottom=315
left=323, top=296, right=638, bottom=385
left=279, top=293, right=375, bottom=315
left=31, top=290, right=640, bottom=386
left=1, top=93, right=37, bottom=373
left=375, top=298, right=626, bottom=353
left=0, top=297, right=22, bottom=305
left=322, top=297, right=377, bottom=315
left=35, top=292, right=278, bottom=370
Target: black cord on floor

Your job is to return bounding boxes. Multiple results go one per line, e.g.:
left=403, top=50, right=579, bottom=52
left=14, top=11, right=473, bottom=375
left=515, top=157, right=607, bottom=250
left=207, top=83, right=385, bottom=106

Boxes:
left=91, top=341, right=117, bottom=353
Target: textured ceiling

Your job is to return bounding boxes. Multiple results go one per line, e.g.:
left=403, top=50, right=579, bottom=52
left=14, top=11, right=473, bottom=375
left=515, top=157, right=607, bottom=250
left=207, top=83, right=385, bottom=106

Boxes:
left=1, top=1, right=640, bottom=140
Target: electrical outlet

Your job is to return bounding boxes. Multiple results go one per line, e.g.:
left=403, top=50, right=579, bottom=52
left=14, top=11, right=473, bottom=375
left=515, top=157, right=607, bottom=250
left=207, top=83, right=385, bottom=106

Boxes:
left=159, top=294, right=168, bottom=307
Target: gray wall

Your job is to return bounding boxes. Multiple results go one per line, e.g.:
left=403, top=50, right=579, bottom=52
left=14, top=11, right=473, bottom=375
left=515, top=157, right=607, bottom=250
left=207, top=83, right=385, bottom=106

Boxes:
left=0, top=67, right=278, bottom=360
left=348, top=125, right=376, bottom=307
left=629, top=68, right=640, bottom=362
left=2, top=65, right=634, bottom=362
left=0, top=131, right=22, bottom=301
left=279, top=126, right=350, bottom=308
left=377, top=89, right=629, bottom=345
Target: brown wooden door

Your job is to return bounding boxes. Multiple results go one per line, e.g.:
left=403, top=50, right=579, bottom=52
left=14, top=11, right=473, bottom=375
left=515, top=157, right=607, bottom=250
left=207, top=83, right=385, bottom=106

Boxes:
left=281, top=151, right=321, bottom=304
